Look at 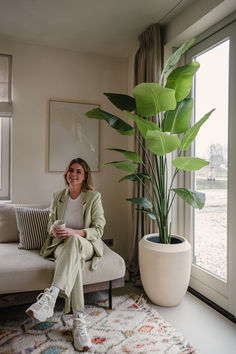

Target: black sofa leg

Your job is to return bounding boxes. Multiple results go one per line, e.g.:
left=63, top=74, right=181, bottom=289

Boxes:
left=109, top=280, right=112, bottom=309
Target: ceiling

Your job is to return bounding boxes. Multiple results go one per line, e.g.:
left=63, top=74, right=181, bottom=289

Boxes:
left=0, top=0, right=192, bottom=57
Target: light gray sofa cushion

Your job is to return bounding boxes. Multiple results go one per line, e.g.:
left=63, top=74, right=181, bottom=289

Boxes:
left=0, top=204, right=49, bottom=243
left=0, top=243, right=125, bottom=294
left=0, top=204, right=19, bottom=242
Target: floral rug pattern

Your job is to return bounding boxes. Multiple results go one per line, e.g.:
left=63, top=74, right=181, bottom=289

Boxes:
left=0, top=294, right=196, bottom=353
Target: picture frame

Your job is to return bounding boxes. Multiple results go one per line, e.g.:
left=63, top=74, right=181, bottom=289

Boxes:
left=48, top=100, right=99, bottom=172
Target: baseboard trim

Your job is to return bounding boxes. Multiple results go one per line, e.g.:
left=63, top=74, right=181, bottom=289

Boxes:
left=188, top=287, right=236, bottom=324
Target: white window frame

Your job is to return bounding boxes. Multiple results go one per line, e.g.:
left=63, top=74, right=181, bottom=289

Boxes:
left=183, top=18, right=236, bottom=316
left=0, top=54, right=12, bottom=200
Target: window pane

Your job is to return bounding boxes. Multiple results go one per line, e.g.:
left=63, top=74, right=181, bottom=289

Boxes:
left=193, top=40, right=229, bottom=281
left=0, top=54, right=11, bottom=200
left=0, top=120, right=1, bottom=189
left=0, top=55, right=10, bottom=102
left=0, top=118, right=11, bottom=200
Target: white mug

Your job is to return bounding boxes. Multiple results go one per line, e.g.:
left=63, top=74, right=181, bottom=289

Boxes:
left=54, top=220, right=66, bottom=229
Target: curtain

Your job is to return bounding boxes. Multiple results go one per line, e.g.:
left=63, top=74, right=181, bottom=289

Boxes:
left=128, top=23, right=162, bottom=283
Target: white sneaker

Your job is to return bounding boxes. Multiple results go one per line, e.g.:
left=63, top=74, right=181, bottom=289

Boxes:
left=73, top=317, right=92, bottom=352
left=25, top=288, right=56, bottom=322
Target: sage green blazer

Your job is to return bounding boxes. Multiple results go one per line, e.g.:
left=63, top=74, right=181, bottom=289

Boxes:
left=40, top=188, right=106, bottom=270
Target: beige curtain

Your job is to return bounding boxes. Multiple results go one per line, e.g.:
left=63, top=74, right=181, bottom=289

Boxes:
left=128, top=23, right=162, bottom=283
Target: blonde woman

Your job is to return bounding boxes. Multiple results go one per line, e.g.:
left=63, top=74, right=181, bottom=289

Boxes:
left=26, top=157, right=105, bottom=352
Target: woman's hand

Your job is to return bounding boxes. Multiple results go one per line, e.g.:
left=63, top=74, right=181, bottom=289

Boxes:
left=52, top=226, right=86, bottom=239
left=52, top=227, right=74, bottom=240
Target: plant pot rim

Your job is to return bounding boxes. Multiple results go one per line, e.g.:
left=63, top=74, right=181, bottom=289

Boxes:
left=145, top=233, right=186, bottom=243
left=140, top=233, right=191, bottom=253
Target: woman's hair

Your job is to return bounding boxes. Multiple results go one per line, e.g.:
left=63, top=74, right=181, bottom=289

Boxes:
left=64, top=157, right=94, bottom=191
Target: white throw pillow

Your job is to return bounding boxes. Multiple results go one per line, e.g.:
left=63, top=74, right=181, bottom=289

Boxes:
left=15, top=207, right=50, bottom=250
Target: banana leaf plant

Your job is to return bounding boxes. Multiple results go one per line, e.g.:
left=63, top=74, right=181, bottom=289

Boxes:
left=85, top=38, right=214, bottom=244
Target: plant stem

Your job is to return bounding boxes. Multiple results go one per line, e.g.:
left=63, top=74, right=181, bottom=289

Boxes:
left=168, top=192, right=177, bottom=215
left=166, top=148, right=182, bottom=219
left=158, top=155, right=170, bottom=243
left=135, top=133, right=162, bottom=212
left=164, top=156, right=170, bottom=241
left=134, top=172, right=160, bottom=223
left=167, top=167, right=179, bottom=208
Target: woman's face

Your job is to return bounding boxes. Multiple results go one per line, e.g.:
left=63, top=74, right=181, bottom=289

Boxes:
left=66, top=163, right=86, bottom=188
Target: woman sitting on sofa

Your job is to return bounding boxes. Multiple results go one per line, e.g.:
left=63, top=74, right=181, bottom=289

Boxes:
left=26, top=157, right=106, bottom=352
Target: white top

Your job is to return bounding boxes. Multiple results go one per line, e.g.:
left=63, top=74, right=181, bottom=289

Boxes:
left=63, top=195, right=83, bottom=229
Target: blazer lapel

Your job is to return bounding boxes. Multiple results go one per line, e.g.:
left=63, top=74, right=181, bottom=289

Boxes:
left=57, top=188, right=69, bottom=220
left=80, top=191, right=87, bottom=219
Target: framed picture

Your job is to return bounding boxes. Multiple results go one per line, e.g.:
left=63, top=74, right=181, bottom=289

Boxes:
left=48, top=100, right=99, bottom=172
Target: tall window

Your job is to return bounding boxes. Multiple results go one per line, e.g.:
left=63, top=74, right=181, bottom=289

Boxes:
left=0, top=54, right=12, bottom=200
left=186, top=19, right=236, bottom=315
left=193, top=40, right=229, bottom=281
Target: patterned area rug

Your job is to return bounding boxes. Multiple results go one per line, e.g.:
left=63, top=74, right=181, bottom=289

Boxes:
left=0, top=294, right=196, bottom=353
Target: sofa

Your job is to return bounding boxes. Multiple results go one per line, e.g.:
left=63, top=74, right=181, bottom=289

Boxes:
left=0, top=203, right=126, bottom=309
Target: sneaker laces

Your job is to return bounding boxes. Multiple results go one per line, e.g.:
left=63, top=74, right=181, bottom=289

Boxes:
left=36, top=288, right=53, bottom=306
left=74, top=317, right=88, bottom=336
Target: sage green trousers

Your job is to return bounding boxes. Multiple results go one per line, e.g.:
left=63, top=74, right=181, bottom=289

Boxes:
left=52, top=234, right=94, bottom=313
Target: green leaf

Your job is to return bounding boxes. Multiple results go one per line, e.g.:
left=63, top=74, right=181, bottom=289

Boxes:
left=133, top=83, right=176, bottom=117
left=119, top=173, right=151, bottom=183
left=104, top=161, right=138, bottom=173
left=162, top=98, right=193, bottom=134
left=172, top=188, right=205, bottom=209
left=181, top=109, right=215, bottom=150
left=85, top=107, right=104, bottom=120
left=126, top=197, right=153, bottom=209
left=124, top=110, right=160, bottom=138
left=166, top=62, right=200, bottom=102
left=104, top=93, right=136, bottom=112
left=172, top=157, right=209, bottom=171
left=146, top=130, right=180, bottom=156
left=105, top=148, right=142, bottom=163
left=116, top=129, right=134, bottom=136
left=85, top=108, right=134, bottom=135
left=136, top=209, right=156, bottom=220
left=160, top=38, right=196, bottom=82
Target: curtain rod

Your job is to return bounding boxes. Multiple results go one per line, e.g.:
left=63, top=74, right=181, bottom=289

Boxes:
left=157, top=0, right=186, bottom=24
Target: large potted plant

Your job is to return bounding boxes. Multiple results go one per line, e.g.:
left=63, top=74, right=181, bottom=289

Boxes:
left=85, top=39, right=214, bottom=306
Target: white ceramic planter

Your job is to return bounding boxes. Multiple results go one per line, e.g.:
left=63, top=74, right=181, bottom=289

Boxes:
left=139, top=233, right=191, bottom=307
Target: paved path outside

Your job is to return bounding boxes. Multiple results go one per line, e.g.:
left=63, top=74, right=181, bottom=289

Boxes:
left=194, top=189, right=227, bottom=280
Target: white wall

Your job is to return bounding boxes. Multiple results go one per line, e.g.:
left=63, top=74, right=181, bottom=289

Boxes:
left=0, top=38, right=130, bottom=258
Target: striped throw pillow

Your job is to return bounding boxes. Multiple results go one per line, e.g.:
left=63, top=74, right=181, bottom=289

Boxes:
left=15, top=207, right=50, bottom=250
